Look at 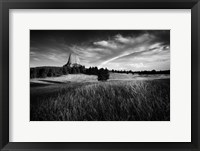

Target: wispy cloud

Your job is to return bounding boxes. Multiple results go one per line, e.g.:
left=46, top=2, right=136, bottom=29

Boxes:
left=30, top=30, right=170, bottom=71
left=93, top=40, right=118, bottom=49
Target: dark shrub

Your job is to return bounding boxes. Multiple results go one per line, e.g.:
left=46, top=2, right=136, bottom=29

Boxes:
left=47, top=69, right=54, bottom=77
left=98, top=68, right=109, bottom=81
left=38, top=68, right=48, bottom=78
left=62, top=67, right=68, bottom=75
left=30, top=68, right=37, bottom=79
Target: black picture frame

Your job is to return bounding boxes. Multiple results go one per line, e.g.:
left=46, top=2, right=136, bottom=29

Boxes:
left=0, top=0, right=199, bottom=150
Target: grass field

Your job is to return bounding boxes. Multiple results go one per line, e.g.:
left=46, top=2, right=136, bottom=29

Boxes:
left=30, top=74, right=170, bottom=121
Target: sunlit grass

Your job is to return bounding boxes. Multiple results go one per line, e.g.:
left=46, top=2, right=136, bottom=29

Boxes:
left=30, top=79, right=170, bottom=121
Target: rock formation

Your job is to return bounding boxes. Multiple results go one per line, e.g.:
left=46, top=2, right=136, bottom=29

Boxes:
left=63, top=53, right=81, bottom=67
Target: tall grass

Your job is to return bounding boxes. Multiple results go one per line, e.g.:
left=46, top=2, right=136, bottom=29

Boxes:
left=30, top=79, right=170, bottom=121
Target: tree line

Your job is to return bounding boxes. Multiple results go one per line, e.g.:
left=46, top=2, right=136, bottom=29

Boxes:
left=110, top=69, right=170, bottom=75
left=30, top=66, right=109, bottom=81
left=30, top=65, right=170, bottom=81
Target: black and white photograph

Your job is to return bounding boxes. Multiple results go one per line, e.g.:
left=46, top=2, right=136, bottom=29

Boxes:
left=30, top=30, right=170, bottom=121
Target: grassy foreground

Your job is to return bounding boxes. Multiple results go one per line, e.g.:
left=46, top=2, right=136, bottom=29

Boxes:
left=30, top=79, right=170, bottom=121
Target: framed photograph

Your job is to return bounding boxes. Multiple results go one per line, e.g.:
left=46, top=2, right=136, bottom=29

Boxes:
left=0, top=0, right=199, bottom=150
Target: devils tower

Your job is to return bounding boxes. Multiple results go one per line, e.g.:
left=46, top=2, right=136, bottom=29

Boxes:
left=63, top=53, right=81, bottom=67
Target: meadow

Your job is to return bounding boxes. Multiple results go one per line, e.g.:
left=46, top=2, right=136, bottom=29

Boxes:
left=30, top=73, right=170, bottom=121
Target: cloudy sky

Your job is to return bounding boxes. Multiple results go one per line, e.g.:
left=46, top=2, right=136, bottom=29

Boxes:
left=30, top=30, right=170, bottom=71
